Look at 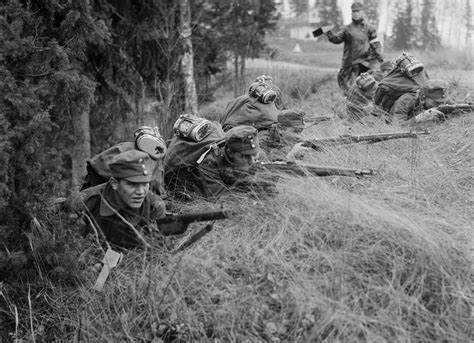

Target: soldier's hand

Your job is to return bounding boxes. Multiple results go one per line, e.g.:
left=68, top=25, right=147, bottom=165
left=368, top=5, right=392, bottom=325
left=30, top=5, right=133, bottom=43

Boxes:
left=159, top=221, right=189, bottom=236
left=415, top=108, right=443, bottom=123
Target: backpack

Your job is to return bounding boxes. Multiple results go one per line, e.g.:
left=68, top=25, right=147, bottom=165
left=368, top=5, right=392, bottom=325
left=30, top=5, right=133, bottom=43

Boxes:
left=219, top=94, right=279, bottom=131
left=375, top=67, right=429, bottom=112
left=164, top=121, right=226, bottom=176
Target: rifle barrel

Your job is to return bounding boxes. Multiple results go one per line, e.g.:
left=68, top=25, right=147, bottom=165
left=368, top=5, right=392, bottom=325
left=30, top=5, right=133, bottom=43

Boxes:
left=306, top=130, right=430, bottom=147
left=437, top=104, right=474, bottom=114
left=257, top=162, right=376, bottom=177
left=156, top=209, right=231, bottom=225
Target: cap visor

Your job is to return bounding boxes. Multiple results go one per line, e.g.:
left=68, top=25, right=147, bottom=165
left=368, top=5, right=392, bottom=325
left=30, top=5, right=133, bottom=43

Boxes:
left=240, top=149, right=259, bottom=156
left=123, top=175, right=152, bottom=183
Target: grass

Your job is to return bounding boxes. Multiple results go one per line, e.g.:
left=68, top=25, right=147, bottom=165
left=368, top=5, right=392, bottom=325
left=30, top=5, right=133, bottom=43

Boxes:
left=2, top=39, right=473, bottom=342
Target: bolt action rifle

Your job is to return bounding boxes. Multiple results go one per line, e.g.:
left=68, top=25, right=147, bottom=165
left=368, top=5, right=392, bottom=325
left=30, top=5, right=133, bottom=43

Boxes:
left=157, top=208, right=233, bottom=225
left=300, top=130, right=430, bottom=150
left=255, top=161, right=376, bottom=177
left=414, top=103, right=474, bottom=123
left=435, top=103, right=474, bottom=115
left=304, top=116, right=337, bottom=126
left=157, top=208, right=235, bottom=251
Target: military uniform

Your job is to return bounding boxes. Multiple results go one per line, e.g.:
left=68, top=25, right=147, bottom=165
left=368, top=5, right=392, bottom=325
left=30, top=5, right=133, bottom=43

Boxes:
left=258, top=109, right=307, bottom=161
left=374, top=53, right=432, bottom=123
left=165, top=125, right=261, bottom=201
left=390, top=79, right=449, bottom=122
left=81, top=150, right=167, bottom=249
left=327, top=3, right=379, bottom=94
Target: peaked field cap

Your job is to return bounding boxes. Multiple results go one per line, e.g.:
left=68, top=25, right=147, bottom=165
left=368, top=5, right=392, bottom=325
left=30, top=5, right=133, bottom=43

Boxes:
left=351, top=2, right=364, bottom=10
left=380, top=61, right=394, bottom=71
left=422, top=79, right=449, bottom=101
left=108, top=150, right=154, bottom=182
left=422, top=79, right=449, bottom=91
left=225, top=125, right=259, bottom=155
left=278, top=109, right=306, bottom=128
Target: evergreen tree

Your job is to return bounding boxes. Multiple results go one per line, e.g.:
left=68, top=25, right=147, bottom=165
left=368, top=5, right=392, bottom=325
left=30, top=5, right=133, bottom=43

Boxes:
left=391, top=0, right=417, bottom=49
left=362, top=0, right=379, bottom=24
left=289, top=0, right=309, bottom=16
left=420, top=0, right=440, bottom=50
left=205, top=0, right=280, bottom=95
left=316, top=0, right=343, bottom=30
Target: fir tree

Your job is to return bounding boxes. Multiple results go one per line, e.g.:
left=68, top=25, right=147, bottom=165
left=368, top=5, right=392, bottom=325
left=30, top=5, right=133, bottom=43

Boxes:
left=317, top=0, right=343, bottom=30
left=420, top=0, right=441, bottom=50
left=391, top=0, right=417, bottom=49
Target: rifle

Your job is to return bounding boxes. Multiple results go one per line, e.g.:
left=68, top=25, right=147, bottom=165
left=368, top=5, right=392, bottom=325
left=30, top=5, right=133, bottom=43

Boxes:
left=305, top=116, right=336, bottom=126
left=301, top=130, right=430, bottom=149
left=255, top=161, right=376, bottom=177
left=158, top=208, right=235, bottom=251
left=157, top=208, right=233, bottom=225
left=435, top=103, right=474, bottom=115
left=173, top=221, right=215, bottom=253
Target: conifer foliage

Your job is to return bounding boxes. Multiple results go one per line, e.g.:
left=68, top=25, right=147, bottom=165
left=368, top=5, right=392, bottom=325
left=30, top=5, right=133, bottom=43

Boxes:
left=391, top=0, right=441, bottom=50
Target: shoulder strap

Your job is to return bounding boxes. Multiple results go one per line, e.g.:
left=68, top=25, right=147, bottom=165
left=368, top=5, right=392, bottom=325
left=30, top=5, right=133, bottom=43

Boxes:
left=196, top=140, right=225, bottom=165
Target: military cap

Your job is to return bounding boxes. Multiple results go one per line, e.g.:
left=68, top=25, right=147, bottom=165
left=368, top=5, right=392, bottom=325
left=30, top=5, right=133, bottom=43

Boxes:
left=108, top=150, right=154, bottom=182
left=351, top=2, right=364, bottom=10
left=225, top=125, right=259, bottom=155
left=278, top=109, right=306, bottom=129
left=255, top=75, right=273, bottom=83
left=380, top=61, right=394, bottom=72
left=421, top=79, right=449, bottom=102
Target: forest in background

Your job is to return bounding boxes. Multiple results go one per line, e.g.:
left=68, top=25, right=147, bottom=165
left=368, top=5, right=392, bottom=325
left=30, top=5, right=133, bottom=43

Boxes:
left=1, top=1, right=473, bottom=341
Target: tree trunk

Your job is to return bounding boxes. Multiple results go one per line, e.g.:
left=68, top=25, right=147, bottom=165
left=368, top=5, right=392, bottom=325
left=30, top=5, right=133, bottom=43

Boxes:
left=239, top=55, right=246, bottom=93
left=71, top=107, right=91, bottom=190
left=180, top=0, right=198, bottom=115
left=377, top=0, right=389, bottom=47
left=233, top=53, right=239, bottom=97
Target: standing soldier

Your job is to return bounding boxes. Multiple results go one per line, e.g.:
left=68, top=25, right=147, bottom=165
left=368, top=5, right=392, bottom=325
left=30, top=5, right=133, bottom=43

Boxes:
left=326, top=2, right=382, bottom=94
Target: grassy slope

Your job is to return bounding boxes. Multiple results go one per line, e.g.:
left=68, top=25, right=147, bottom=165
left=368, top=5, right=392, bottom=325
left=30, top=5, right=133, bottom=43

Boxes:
left=5, top=41, right=473, bottom=341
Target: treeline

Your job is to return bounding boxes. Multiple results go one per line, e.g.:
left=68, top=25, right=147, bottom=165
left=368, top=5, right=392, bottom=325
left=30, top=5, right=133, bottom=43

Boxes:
left=288, top=0, right=443, bottom=50
left=0, top=0, right=279, bottom=229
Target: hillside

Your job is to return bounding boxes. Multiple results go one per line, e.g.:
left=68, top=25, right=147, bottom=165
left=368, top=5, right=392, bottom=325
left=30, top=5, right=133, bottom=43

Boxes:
left=2, top=45, right=473, bottom=342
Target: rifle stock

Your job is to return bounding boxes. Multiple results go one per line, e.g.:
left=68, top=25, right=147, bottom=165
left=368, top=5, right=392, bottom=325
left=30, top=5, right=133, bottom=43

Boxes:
left=157, top=209, right=233, bottom=225
left=255, top=161, right=376, bottom=177
left=302, top=130, right=430, bottom=149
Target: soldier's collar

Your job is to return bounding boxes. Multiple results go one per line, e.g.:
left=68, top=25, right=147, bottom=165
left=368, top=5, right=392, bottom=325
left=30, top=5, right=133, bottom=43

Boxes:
left=99, top=185, right=122, bottom=217
left=99, top=197, right=116, bottom=217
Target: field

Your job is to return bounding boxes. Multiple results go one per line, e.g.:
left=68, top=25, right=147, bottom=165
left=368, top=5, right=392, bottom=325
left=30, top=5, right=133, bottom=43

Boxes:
left=2, top=41, right=473, bottom=341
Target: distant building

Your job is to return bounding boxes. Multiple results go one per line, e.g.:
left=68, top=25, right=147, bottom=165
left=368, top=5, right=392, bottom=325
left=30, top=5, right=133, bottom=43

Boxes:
left=290, top=26, right=316, bottom=40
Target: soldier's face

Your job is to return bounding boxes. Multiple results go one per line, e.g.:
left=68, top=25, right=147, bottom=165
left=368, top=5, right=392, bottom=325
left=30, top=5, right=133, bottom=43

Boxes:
left=424, top=96, right=444, bottom=109
left=115, top=179, right=150, bottom=209
left=231, top=152, right=258, bottom=169
left=352, top=9, right=363, bottom=21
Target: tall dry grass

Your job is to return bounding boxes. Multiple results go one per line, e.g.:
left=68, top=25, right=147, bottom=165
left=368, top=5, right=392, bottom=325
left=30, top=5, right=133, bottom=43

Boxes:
left=2, top=48, right=473, bottom=342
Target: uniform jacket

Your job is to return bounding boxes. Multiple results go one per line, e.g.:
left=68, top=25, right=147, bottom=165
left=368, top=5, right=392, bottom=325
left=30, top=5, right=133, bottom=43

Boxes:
left=327, top=20, right=377, bottom=68
left=81, top=183, right=166, bottom=249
